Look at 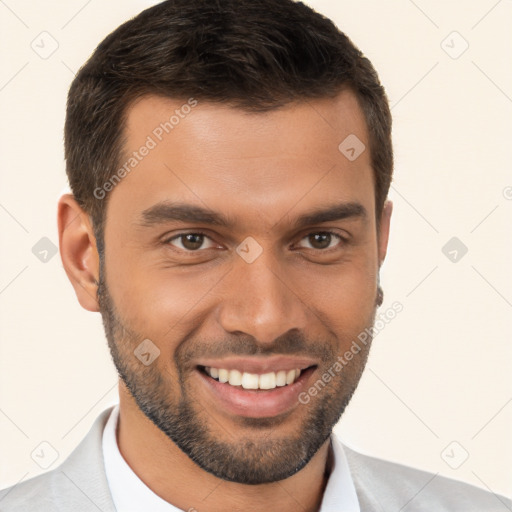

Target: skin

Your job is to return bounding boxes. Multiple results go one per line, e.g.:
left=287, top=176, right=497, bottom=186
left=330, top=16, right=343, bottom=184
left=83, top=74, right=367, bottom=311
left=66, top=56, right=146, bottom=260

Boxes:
left=58, top=89, right=392, bottom=512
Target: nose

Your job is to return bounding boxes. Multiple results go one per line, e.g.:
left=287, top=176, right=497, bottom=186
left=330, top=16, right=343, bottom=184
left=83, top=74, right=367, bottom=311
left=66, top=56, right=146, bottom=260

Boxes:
left=216, top=246, right=308, bottom=345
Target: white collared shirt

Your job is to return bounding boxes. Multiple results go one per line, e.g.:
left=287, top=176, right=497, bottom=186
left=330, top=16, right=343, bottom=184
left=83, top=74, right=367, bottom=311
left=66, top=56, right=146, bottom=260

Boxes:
left=102, top=405, right=360, bottom=511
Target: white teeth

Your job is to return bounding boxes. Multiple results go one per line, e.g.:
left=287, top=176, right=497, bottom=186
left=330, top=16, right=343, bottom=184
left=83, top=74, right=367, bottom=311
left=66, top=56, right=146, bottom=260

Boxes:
left=241, top=372, right=259, bottom=389
left=259, top=372, right=276, bottom=389
left=285, top=369, right=296, bottom=385
left=276, top=370, right=287, bottom=387
left=228, top=369, right=242, bottom=386
left=204, top=366, right=304, bottom=390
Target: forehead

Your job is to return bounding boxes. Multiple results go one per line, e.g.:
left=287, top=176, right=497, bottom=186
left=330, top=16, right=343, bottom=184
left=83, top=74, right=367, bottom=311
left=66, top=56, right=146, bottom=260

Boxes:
left=107, top=91, right=374, bottom=232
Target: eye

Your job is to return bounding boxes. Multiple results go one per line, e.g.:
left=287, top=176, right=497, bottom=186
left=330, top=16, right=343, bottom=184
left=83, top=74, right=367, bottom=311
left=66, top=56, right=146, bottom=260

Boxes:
left=296, top=231, right=345, bottom=250
left=165, top=232, right=218, bottom=251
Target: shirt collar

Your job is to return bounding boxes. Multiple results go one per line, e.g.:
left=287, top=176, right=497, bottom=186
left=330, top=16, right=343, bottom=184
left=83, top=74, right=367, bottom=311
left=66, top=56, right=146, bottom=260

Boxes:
left=102, top=405, right=182, bottom=511
left=319, top=432, right=361, bottom=511
left=102, top=405, right=359, bottom=512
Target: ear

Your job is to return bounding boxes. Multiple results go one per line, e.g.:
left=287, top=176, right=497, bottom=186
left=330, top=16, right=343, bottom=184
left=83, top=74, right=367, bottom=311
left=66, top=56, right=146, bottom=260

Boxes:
left=57, top=194, right=100, bottom=312
left=377, top=200, right=392, bottom=267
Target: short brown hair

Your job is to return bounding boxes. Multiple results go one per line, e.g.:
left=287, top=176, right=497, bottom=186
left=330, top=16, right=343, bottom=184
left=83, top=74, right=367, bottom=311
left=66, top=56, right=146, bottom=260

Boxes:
left=65, top=0, right=393, bottom=252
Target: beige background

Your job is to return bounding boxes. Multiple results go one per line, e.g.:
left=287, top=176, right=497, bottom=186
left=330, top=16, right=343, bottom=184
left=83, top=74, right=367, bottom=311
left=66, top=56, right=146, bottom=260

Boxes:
left=1, top=0, right=511, bottom=498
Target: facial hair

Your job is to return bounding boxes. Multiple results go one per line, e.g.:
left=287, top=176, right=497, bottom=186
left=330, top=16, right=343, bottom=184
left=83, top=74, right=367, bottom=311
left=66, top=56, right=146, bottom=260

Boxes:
left=97, top=260, right=377, bottom=485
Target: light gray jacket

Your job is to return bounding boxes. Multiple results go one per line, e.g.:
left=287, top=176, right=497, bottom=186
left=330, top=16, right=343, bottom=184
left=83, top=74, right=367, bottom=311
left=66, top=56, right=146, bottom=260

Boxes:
left=1, top=407, right=510, bottom=511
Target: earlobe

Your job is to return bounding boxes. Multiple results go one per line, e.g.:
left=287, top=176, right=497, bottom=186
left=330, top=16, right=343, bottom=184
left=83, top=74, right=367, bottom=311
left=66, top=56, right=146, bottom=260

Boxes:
left=57, top=194, right=100, bottom=312
left=378, top=200, right=393, bottom=267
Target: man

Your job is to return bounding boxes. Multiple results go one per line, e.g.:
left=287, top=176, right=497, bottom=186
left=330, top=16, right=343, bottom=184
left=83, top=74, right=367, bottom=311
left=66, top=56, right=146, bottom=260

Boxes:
left=1, top=0, right=509, bottom=510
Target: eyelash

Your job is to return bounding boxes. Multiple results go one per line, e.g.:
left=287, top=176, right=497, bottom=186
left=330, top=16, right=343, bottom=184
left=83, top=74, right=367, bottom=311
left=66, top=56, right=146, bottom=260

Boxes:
left=163, top=231, right=217, bottom=252
left=162, top=231, right=348, bottom=253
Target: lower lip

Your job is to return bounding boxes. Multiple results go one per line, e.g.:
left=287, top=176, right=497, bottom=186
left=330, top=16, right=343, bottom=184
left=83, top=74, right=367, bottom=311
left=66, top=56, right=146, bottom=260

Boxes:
left=196, top=366, right=316, bottom=418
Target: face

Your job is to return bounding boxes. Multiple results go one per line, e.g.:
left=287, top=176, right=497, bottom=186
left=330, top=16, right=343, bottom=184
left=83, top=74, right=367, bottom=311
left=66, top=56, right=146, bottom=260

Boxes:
left=96, top=91, right=391, bottom=484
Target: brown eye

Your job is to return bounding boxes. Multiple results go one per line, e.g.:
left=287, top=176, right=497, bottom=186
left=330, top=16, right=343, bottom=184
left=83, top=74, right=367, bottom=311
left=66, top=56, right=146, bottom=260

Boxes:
left=309, top=233, right=331, bottom=249
left=297, top=232, right=344, bottom=250
left=167, top=233, right=216, bottom=251
left=181, top=234, right=204, bottom=250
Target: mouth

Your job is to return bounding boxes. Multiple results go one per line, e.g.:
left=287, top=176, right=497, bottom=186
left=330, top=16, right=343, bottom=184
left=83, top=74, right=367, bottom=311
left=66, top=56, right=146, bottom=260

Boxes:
left=196, top=364, right=318, bottom=418
left=199, top=365, right=308, bottom=390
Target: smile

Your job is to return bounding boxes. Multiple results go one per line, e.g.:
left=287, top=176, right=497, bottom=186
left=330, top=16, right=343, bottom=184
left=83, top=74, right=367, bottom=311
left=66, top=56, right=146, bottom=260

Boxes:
left=202, top=366, right=303, bottom=390
left=196, top=364, right=317, bottom=418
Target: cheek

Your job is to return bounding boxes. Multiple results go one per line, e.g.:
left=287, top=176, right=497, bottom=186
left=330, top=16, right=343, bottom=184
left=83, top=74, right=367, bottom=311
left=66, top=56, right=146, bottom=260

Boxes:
left=290, top=256, right=378, bottom=321
left=104, top=247, right=227, bottom=343
left=293, top=258, right=377, bottom=346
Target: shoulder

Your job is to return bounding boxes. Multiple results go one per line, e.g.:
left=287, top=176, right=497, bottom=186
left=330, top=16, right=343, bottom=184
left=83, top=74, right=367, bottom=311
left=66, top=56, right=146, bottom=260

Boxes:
left=341, top=442, right=511, bottom=511
left=0, top=407, right=115, bottom=512
left=0, top=468, right=68, bottom=512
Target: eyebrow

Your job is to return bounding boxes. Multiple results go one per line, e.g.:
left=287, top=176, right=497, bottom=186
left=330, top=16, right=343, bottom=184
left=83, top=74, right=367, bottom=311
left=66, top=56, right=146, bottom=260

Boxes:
left=137, top=200, right=367, bottom=230
left=291, top=202, right=367, bottom=228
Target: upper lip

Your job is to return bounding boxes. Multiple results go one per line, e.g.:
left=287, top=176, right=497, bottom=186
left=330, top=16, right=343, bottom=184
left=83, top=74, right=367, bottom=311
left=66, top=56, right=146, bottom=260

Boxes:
left=196, top=356, right=317, bottom=374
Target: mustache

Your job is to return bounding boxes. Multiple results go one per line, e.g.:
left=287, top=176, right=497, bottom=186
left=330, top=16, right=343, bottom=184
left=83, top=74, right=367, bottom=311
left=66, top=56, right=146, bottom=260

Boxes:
left=176, top=329, right=336, bottom=365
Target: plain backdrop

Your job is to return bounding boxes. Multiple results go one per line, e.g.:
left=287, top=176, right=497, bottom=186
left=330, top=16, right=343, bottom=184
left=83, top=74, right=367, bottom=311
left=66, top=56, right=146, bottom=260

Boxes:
left=0, top=0, right=511, bottom=498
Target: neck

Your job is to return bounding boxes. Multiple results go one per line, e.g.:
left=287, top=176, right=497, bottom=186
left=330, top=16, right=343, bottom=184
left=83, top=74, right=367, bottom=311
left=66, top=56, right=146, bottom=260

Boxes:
left=117, top=385, right=333, bottom=512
